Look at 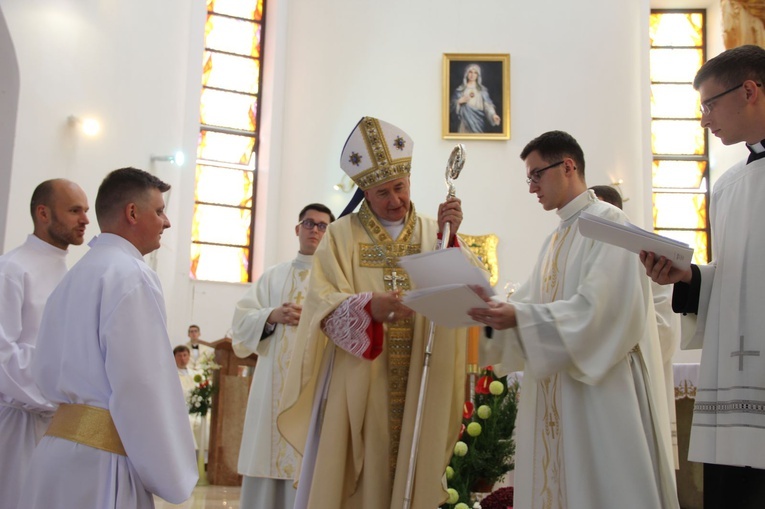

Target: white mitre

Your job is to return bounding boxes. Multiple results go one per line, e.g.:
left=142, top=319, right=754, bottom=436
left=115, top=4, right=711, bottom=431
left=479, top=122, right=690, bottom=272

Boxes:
left=339, top=116, right=413, bottom=191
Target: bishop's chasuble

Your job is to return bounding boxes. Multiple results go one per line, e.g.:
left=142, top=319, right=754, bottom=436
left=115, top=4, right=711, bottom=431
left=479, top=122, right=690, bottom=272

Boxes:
left=683, top=155, right=765, bottom=469
left=483, top=191, right=679, bottom=509
left=278, top=202, right=479, bottom=509
left=232, top=252, right=312, bottom=504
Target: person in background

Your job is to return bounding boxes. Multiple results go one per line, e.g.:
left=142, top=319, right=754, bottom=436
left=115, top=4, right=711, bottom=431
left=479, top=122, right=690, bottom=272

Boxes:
left=590, top=183, right=681, bottom=468
left=186, top=324, right=214, bottom=371
left=0, top=178, right=89, bottom=509
left=232, top=202, right=335, bottom=509
left=174, top=344, right=201, bottom=453
left=174, top=345, right=195, bottom=400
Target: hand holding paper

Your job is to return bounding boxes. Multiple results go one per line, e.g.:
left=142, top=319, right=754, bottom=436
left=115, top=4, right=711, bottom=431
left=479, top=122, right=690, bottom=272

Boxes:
left=578, top=212, right=694, bottom=270
left=397, top=248, right=492, bottom=328
left=467, top=285, right=518, bottom=330
left=639, top=250, right=694, bottom=286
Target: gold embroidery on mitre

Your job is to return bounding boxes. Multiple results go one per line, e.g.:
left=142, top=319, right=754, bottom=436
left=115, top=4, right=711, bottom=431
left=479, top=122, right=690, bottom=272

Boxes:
left=352, top=117, right=412, bottom=190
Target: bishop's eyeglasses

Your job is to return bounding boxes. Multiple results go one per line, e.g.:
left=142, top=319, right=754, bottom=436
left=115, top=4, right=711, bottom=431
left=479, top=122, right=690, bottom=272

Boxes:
left=526, top=160, right=564, bottom=185
left=297, top=218, right=329, bottom=232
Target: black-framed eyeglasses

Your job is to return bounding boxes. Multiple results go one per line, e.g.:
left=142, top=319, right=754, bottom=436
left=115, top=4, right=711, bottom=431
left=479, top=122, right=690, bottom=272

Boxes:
left=297, top=218, right=329, bottom=232
left=526, top=160, right=564, bottom=185
left=700, top=82, right=762, bottom=115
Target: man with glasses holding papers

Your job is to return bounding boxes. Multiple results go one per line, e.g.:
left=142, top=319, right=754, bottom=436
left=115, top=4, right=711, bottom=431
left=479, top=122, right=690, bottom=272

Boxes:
left=470, top=130, right=679, bottom=508
left=641, top=45, right=765, bottom=508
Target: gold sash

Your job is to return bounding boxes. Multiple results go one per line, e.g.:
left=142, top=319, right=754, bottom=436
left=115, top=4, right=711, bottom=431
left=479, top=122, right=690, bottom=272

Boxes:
left=45, top=403, right=127, bottom=456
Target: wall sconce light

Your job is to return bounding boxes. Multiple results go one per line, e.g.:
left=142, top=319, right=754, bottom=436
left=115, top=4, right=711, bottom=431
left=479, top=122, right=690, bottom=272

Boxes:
left=68, top=115, right=101, bottom=137
left=612, top=179, right=629, bottom=203
left=333, top=174, right=356, bottom=193
left=151, top=151, right=186, bottom=167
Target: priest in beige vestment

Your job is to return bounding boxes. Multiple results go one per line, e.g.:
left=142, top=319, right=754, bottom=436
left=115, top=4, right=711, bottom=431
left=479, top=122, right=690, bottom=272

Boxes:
left=278, top=117, right=481, bottom=509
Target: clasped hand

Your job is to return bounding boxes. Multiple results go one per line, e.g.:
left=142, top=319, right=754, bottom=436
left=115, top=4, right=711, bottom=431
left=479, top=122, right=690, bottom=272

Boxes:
left=268, top=302, right=302, bottom=327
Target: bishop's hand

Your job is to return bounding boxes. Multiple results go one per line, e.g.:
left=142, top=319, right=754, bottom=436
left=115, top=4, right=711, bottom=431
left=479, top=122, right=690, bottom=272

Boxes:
left=370, top=291, right=414, bottom=324
left=438, top=197, right=463, bottom=242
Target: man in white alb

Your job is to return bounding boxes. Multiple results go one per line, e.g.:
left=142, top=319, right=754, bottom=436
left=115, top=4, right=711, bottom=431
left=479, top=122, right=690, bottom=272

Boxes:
left=17, top=167, right=197, bottom=508
left=470, top=131, right=679, bottom=509
left=0, top=178, right=89, bottom=509
left=641, top=45, right=765, bottom=508
left=232, top=203, right=334, bottom=509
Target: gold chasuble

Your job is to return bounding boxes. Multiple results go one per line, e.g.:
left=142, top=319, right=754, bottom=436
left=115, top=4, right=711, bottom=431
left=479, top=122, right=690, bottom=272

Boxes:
left=278, top=201, right=478, bottom=509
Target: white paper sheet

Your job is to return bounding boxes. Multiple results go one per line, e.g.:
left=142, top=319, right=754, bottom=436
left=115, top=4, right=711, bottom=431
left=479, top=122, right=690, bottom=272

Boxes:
left=397, top=248, right=492, bottom=328
left=578, top=212, right=694, bottom=270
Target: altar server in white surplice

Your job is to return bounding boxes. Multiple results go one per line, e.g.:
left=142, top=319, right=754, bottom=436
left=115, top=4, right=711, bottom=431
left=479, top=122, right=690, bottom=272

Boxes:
left=470, top=131, right=679, bottom=509
left=641, top=45, right=765, bottom=509
left=18, top=167, right=197, bottom=509
left=0, top=179, right=89, bottom=509
left=232, top=203, right=334, bottom=509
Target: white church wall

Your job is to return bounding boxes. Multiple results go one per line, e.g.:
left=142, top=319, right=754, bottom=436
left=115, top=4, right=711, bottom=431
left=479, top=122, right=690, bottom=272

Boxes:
left=274, top=0, right=651, bottom=289
left=0, top=0, right=206, bottom=342
left=0, top=0, right=744, bottom=348
left=0, top=7, right=18, bottom=254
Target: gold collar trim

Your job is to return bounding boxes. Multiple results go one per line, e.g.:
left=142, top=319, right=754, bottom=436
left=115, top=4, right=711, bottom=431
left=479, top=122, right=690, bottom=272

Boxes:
left=358, top=201, right=417, bottom=245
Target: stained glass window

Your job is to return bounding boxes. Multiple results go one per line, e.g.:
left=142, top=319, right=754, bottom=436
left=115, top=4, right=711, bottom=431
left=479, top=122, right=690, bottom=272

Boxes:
left=191, top=0, right=266, bottom=282
left=650, top=10, right=710, bottom=265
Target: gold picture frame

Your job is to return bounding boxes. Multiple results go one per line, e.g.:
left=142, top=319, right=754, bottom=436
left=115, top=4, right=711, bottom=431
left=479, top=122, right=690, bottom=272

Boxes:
left=442, top=53, right=510, bottom=140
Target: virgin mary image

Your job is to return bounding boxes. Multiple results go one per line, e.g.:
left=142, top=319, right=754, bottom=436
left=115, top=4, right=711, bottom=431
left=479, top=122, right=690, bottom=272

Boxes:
left=451, top=63, right=501, bottom=133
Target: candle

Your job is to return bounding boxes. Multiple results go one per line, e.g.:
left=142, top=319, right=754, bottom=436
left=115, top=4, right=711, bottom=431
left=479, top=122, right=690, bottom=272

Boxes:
left=467, top=326, right=480, bottom=366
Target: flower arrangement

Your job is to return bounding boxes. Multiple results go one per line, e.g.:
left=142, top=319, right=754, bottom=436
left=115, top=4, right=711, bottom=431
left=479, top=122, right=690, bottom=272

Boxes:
left=187, top=356, right=221, bottom=417
left=442, top=366, right=519, bottom=508
left=479, top=486, right=514, bottom=509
